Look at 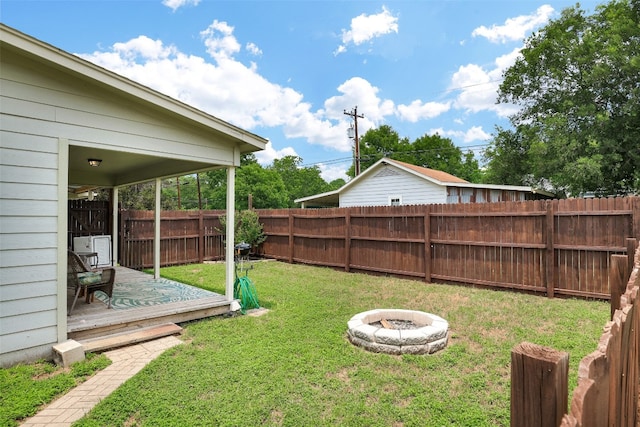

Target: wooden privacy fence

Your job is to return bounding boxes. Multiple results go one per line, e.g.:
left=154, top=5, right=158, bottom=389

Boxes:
left=116, top=197, right=639, bottom=299
left=68, top=199, right=111, bottom=249
left=120, top=210, right=225, bottom=269
left=258, top=197, right=639, bottom=299
left=510, top=244, right=640, bottom=426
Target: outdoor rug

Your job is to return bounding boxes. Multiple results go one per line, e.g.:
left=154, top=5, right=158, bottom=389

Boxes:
left=94, top=278, right=220, bottom=310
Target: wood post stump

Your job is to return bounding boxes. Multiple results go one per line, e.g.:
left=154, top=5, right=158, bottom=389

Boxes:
left=511, top=342, right=569, bottom=427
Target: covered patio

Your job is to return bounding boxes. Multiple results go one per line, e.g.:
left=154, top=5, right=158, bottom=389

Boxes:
left=67, top=266, right=229, bottom=346
left=0, top=24, right=266, bottom=367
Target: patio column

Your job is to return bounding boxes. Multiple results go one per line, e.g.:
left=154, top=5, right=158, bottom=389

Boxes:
left=154, top=178, right=161, bottom=279
left=112, top=187, right=118, bottom=267
left=225, top=165, right=235, bottom=301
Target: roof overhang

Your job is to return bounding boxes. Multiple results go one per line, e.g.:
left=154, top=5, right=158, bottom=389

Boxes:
left=449, top=182, right=555, bottom=197
left=294, top=189, right=340, bottom=207
left=1, top=23, right=268, bottom=190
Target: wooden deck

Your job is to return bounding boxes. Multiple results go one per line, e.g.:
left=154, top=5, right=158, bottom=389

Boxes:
left=67, top=267, right=232, bottom=341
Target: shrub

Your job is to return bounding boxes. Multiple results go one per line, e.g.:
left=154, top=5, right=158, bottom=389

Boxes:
left=218, top=210, right=266, bottom=252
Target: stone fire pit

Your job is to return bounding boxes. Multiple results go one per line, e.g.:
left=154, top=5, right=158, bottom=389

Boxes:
left=347, top=309, right=448, bottom=355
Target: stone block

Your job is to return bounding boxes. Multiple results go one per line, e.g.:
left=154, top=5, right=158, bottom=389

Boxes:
left=374, top=327, right=400, bottom=345
left=428, top=336, right=448, bottom=354
left=401, top=344, right=429, bottom=355
left=230, top=300, right=241, bottom=311
left=352, top=324, right=377, bottom=341
left=399, top=328, right=428, bottom=345
left=52, top=340, right=85, bottom=367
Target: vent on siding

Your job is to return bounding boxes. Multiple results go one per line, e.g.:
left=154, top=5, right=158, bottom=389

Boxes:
left=374, top=167, right=400, bottom=178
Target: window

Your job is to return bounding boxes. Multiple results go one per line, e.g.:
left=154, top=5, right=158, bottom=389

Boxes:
left=389, top=196, right=402, bottom=206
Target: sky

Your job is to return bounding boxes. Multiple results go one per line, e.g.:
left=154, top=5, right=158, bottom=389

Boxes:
left=2, top=0, right=602, bottom=182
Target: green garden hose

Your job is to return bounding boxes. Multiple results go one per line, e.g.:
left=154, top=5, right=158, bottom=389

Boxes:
left=234, top=275, right=260, bottom=313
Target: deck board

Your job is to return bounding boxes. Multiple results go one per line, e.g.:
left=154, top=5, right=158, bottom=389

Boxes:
left=67, top=266, right=231, bottom=340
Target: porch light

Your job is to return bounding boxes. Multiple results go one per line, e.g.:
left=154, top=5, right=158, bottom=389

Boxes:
left=88, top=158, right=102, bottom=167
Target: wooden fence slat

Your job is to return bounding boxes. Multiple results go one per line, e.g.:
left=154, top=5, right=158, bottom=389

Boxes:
left=545, top=200, right=555, bottom=298
left=611, top=255, right=630, bottom=319
left=424, top=210, right=431, bottom=283
left=510, top=342, right=569, bottom=427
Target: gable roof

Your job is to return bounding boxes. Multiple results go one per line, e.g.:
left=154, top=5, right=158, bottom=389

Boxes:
left=1, top=24, right=268, bottom=188
left=295, top=157, right=554, bottom=206
left=379, top=158, right=469, bottom=184
left=0, top=24, right=267, bottom=152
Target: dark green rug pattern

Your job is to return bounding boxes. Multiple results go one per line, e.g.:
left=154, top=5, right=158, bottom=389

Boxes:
left=94, top=278, right=220, bottom=310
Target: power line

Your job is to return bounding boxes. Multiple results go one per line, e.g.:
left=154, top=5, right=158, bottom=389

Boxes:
left=300, top=143, right=491, bottom=168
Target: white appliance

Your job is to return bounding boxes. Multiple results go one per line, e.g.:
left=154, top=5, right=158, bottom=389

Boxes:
left=73, top=235, right=112, bottom=267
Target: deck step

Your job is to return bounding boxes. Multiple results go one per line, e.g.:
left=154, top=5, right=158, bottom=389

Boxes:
left=79, top=322, right=183, bottom=353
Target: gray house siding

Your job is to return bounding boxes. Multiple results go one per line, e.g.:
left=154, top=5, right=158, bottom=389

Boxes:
left=340, top=165, right=446, bottom=207
left=1, top=23, right=268, bottom=367
left=0, top=129, right=61, bottom=365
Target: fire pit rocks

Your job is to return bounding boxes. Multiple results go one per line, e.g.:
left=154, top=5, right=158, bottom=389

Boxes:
left=347, top=309, right=449, bottom=355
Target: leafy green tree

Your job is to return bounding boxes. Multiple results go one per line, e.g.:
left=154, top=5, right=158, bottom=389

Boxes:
left=348, top=125, right=482, bottom=182
left=488, top=0, right=640, bottom=195
left=347, top=125, right=407, bottom=176
left=327, top=178, right=346, bottom=190
left=105, top=181, right=177, bottom=210
left=235, top=163, right=288, bottom=209
left=206, top=161, right=288, bottom=210
left=483, top=126, right=535, bottom=186
left=270, top=155, right=332, bottom=207
left=110, top=152, right=341, bottom=210
left=401, top=133, right=481, bottom=182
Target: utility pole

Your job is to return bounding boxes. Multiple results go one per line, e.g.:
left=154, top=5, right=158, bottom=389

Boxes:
left=344, top=106, right=364, bottom=176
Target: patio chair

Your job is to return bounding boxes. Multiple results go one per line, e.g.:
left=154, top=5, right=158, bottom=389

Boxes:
left=67, top=250, right=115, bottom=314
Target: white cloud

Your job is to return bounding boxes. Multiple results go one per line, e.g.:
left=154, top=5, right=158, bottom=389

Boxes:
left=472, top=5, right=554, bottom=44
left=325, top=77, right=395, bottom=123
left=162, top=0, right=200, bottom=12
left=335, top=6, right=399, bottom=55
left=76, top=16, right=506, bottom=162
left=428, top=126, right=491, bottom=143
left=450, top=47, right=521, bottom=117
left=254, top=141, right=298, bottom=165
left=79, top=24, right=365, bottom=153
left=246, top=42, right=262, bottom=56
left=200, top=20, right=241, bottom=60
left=318, top=163, right=349, bottom=183
left=396, top=100, right=451, bottom=122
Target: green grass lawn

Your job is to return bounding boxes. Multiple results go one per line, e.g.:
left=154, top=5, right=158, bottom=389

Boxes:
left=0, top=353, right=111, bottom=426
left=3, top=261, right=610, bottom=426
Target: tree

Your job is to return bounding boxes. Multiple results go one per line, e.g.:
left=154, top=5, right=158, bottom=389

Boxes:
left=401, top=133, right=481, bottom=182
left=348, top=125, right=482, bottom=182
left=327, top=178, right=346, bottom=190
left=487, top=0, right=640, bottom=195
left=269, top=155, right=332, bottom=207
left=206, top=162, right=288, bottom=210
left=347, top=125, right=406, bottom=176
left=483, top=126, right=535, bottom=186
left=109, top=152, right=341, bottom=210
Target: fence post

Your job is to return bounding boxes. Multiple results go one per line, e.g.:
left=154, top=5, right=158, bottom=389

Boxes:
left=424, top=209, right=431, bottom=283
left=198, top=210, right=204, bottom=263
left=288, top=210, right=294, bottom=264
left=626, top=238, right=637, bottom=280
left=511, top=342, right=569, bottom=427
left=120, top=209, right=128, bottom=267
left=345, top=210, right=351, bottom=272
left=544, top=201, right=555, bottom=298
left=610, top=254, right=630, bottom=319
